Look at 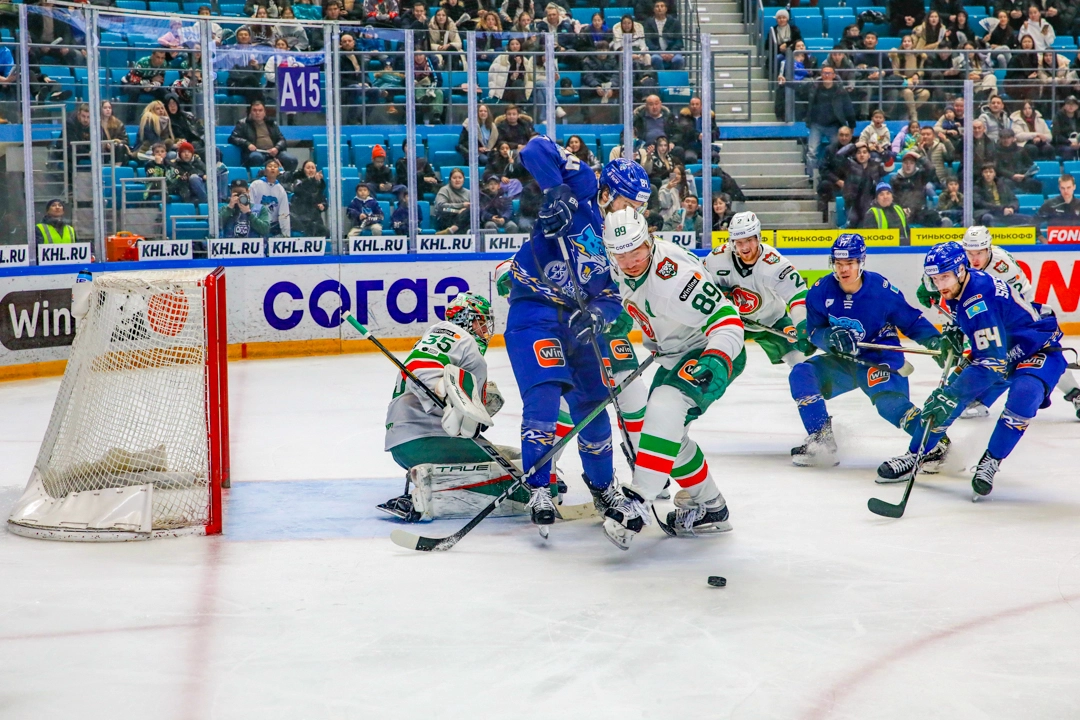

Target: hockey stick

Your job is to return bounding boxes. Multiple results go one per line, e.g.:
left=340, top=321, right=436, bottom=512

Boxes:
left=743, top=320, right=915, bottom=378
left=867, top=348, right=957, bottom=519
left=857, top=341, right=940, bottom=356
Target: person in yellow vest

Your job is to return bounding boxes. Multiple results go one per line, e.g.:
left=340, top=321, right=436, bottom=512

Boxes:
left=36, top=199, right=77, bottom=245
left=859, top=181, right=910, bottom=245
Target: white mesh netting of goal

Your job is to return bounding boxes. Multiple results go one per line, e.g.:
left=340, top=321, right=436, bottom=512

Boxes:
left=7, top=268, right=229, bottom=541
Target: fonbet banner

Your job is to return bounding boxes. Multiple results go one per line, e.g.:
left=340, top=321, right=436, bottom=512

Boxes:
left=0, top=251, right=1077, bottom=367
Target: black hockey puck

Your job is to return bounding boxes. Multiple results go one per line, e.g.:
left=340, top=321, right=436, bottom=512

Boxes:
left=707, top=576, right=726, bottom=587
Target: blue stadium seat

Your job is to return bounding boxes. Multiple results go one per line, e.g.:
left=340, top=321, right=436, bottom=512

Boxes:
left=607, top=7, right=632, bottom=20
left=1037, top=174, right=1061, bottom=195
left=797, top=16, right=825, bottom=37
left=341, top=166, right=359, bottom=179
left=342, top=178, right=360, bottom=205
left=1036, top=160, right=1062, bottom=175
left=219, top=3, right=244, bottom=14
left=432, top=150, right=461, bottom=169
left=803, top=38, right=833, bottom=50
left=1063, top=160, right=1080, bottom=176
left=220, top=144, right=242, bottom=167
left=417, top=201, right=432, bottom=232
left=226, top=166, right=249, bottom=185
left=1017, top=194, right=1044, bottom=210
left=790, top=8, right=821, bottom=20
left=826, top=13, right=854, bottom=38
left=352, top=145, right=376, bottom=168
left=426, top=134, right=459, bottom=154
left=147, top=1, right=181, bottom=11
left=388, top=133, right=408, bottom=162
left=115, top=0, right=147, bottom=9
left=876, top=37, right=902, bottom=51
left=572, top=7, right=599, bottom=24
left=351, top=134, right=387, bottom=147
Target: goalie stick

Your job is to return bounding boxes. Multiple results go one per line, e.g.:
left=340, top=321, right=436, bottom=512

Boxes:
left=867, top=348, right=957, bottom=519
left=346, top=312, right=656, bottom=551
left=742, top=319, right=915, bottom=378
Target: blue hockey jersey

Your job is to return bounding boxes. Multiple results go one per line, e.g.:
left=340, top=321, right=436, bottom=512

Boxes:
left=807, top=270, right=940, bottom=367
left=508, top=135, right=622, bottom=322
left=943, top=269, right=1062, bottom=400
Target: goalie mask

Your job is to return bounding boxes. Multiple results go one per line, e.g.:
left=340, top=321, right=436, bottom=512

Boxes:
left=444, top=292, right=494, bottom=353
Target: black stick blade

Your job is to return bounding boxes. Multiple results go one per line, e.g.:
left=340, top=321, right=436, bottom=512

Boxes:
left=867, top=497, right=906, bottom=518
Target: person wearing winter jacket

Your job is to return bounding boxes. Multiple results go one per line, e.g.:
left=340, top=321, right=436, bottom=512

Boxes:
left=994, top=127, right=1042, bottom=194
left=1051, top=94, right=1080, bottom=159
left=456, top=104, right=498, bottom=165
left=859, top=182, right=912, bottom=243
left=289, top=160, right=328, bottom=237
left=914, top=124, right=954, bottom=183
left=974, top=163, right=1022, bottom=224
left=249, top=158, right=291, bottom=237
left=167, top=141, right=208, bottom=203
left=391, top=188, right=411, bottom=234
left=889, top=0, right=925, bottom=35
left=364, top=144, right=394, bottom=193
left=889, top=149, right=947, bottom=227
left=479, top=175, right=519, bottom=233
left=433, top=169, right=471, bottom=233
left=978, top=94, right=1013, bottom=141
left=842, top=142, right=885, bottom=228
left=859, top=109, right=893, bottom=166
left=818, top=125, right=854, bottom=213
left=346, top=182, right=384, bottom=235
left=1010, top=100, right=1055, bottom=159
left=1019, top=5, right=1055, bottom=51
left=219, top=179, right=271, bottom=238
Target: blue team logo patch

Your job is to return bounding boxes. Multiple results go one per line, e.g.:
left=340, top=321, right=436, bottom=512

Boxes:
left=829, top=315, right=866, bottom=340
left=568, top=225, right=609, bottom=285
left=544, top=260, right=569, bottom=286
left=965, top=301, right=988, bottom=318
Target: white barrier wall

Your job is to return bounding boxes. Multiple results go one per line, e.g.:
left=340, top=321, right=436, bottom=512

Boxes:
left=1, top=250, right=1078, bottom=370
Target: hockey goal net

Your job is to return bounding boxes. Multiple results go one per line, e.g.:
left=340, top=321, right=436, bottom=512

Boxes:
left=7, top=268, right=230, bottom=541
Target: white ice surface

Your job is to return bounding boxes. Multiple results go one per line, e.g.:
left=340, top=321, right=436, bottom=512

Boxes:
left=2, top=343, right=1080, bottom=720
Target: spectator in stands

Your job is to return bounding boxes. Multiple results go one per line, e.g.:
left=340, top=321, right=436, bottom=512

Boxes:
left=433, top=168, right=471, bottom=233
left=891, top=149, right=948, bottom=227
left=163, top=92, right=203, bottom=153
left=776, top=40, right=815, bottom=121
left=64, top=103, right=92, bottom=159
left=1037, top=173, right=1080, bottom=223
left=664, top=195, right=702, bottom=233
left=270, top=7, right=309, bottom=50
left=1006, top=34, right=1041, bottom=102
left=843, top=142, right=885, bottom=227
left=889, top=35, right=930, bottom=120
left=996, top=0, right=1026, bottom=32
left=158, top=16, right=197, bottom=57
left=535, top=4, right=576, bottom=54
left=582, top=41, right=619, bottom=105
left=966, top=118, right=998, bottom=175
left=912, top=11, right=947, bottom=51
left=944, top=10, right=973, bottom=49
left=613, top=14, right=649, bottom=65
left=429, top=7, right=463, bottom=69
left=412, top=52, right=444, bottom=125
left=100, top=101, right=131, bottom=165
left=494, top=105, right=533, bottom=149
left=250, top=158, right=291, bottom=237
left=197, top=6, right=225, bottom=46
left=1019, top=5, right=1055, bottom=51
left=248, top=8, right=275, bottom=46
left=286, top=160, right=328, bottom=237
left=818, top=125, right=854, bottom=214
left=922, top=46, right=960, bottom=107
left=823, top=48, right=857, bottom=94
left=457, top=104, right=497, bottom=165
left=889, top=0, right=926, bottom=36
left=952, top=42, right=998, bottom=103
left=391, top=187, right=411, bottom=233
left=566, top=135, right=602, bottom=172
left=123, top=49, right=173, bottom=103
left=646, top=136, right=675, bottom=185
left=480, top=174, right=520, bottom=233
left=488, top=38, right=533, bottom=103
left=224, top=28, right=265, bottom=104
left=0, top=43, right=14, bottom=104
left=27, top=2, right=85, bottom=67
left=244, top=0, right=288, bottom=17
left=228, top=101, right=297, bottom=172
left=805, top=65, right=856, bottom=173
left=340, top=34, right=371, bottom=124
left=934, top=99, right=963, bottom=145
left=220, top=179, right=271, bottom=238
left=1038, top=49, right=1076, bottom=92
left=658, top=165, right=695, bottom=223
left=584, top=12, right=613, bottom=47
left=937, top=174, right=963, bottom=224
left=143, top=143, right=170, bottom=200
left=166, top=141, right=208, bottom=204
left=135, top=101, right=176, bottom=160
left=365, top=145, right=394, bottom=193
left=402, top=1, right=429, bottom=30
left=979, top=94, right=1013, bottom=141
left=712, top=193, right=735, bottom=231
left=264, top=38, right=299, bottom=89
left=860, top=109, right=893, bottom=166
left=1011, top=99, right=1055, bottom=159
left=395, top=139, right=442, bottom=195
left=442, top=0, right=472, bottom=28
left=985, top=11, right=1018, bottom=68
left=932, top=0, right=963, bottom=26
left=861, top=182, right=912, bottom=242
left=890, top=118, right=921, bottom=158
left=974, top=162, right=1021, bottom=224
left=767, top=9, right=801, bottom=63
left=347, top=182, right=385, bottom=235
left=916, top=124, right=953, bottom=181
left=633, top=94, right=672, bottom=147
left=477, top=13, right=504, bottom=62
left=996, top=127, right=1042, bottom=193
left=500, top=0, right=536, bottom=26
left=644, top=0, right=683, bottom=70
left=486, top=141, right=521, bottom=181
left=364, top=0, right=401, bottom=27
left=1052, top=94, right=1080, bottom=159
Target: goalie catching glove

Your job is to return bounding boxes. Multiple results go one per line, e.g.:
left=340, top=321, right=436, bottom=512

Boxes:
left=440, top=364, right=494, bottom=438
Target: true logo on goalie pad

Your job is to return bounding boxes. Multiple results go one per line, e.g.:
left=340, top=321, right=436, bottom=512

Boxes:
left=533, top=338, right=566, bottom=367
left=867, top=367, right=890, bottom=387
left=610, top=338, right=633, bottom=360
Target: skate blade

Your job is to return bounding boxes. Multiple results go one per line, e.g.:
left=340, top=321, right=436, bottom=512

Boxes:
left=602, top=518, right=633, bottom=551
left=875, top=474, right=911, bottom=485
left=538, top=525, right=550, bottom=539
left=960, top=408, right=989, bottom=420
left=792, top=455, right=839, bottom=468
left=376, top=504, right=417, bottom=522
left=672, top=520, right=733, bottom=537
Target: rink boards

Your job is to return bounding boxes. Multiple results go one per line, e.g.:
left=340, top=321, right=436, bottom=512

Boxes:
left=0, top=246, right=1078, bottom=378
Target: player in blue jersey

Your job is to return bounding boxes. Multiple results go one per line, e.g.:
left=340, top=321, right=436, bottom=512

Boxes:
left=788, top=233, right=949, bottom=474
left=881, top=241, right=1067, bottom=499
left=504, top=135, right=642, bottom=529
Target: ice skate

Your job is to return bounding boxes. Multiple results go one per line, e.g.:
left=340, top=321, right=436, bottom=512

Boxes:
left=972, top=450, right=1000, bottom=500
left=583, top=474, right=623, bottom=514
left=376, top=494, right=421, bottom=523
left=791, top=418, right=839, bottom=467
left=960, top=400, right=990, bottom=419
left=526, top=485, right=556, bottom=536
left=876, top=437, right=950, bottom=483
left=602, top=487, right=649, bottom=551
left=1065, top=388, right=1080, bottom=421
left=656, top=479, right=671, bottom=500
left=666, top=490, right=732, bottom=536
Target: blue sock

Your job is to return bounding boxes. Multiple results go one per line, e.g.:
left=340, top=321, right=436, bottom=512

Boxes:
left=570, top=403, right=614, bottom=489
left=520, top=382, right=563, bottom=488
left=987, top=375, right=1045, bottom=461
left=789, top=362, right=829, bottom=434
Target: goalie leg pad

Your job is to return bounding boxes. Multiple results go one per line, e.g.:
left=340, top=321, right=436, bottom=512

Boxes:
left=410, top=459, right=537, bottom=521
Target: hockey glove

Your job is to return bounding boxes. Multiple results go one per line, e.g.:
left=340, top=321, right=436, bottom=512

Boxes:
left=826, top=326, right=860, bottom=357
left=794, top=320, right=816, bottom=356
left=683, top=352, right=732, bottom=411
left=921, top=387, right=959, bottom=431
left=537, top=184, right=578, bottom=238
left=939, top=322, right=966, bottom=359
left=569, top=304, right=607, bottom=343
left=483, top=380, right=504, bottom=416
left=915, top=279, right=939, bottom=309
left=921, top=335, right=949, bottom=369
left=605, top=309, right=634, bottom=340
left=440, top=365, right=493, bottom=438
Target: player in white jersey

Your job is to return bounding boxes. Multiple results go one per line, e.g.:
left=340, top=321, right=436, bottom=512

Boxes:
left=704, top=211, right=815, bottom=367
left=917, top=226, right=1080, bottom=419
left=599, top=207, right=747, bottom=550
left=379, top=293, right=534, bottom=522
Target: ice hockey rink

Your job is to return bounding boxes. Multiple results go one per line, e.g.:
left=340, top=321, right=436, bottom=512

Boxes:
left=2, top=341, right=1080, bottom=720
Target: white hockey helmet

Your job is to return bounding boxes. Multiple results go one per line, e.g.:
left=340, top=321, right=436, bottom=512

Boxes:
left=603, top=207, right=651, bottom=255
left=961, top=225, right=992, bottom=252
left=728, top=211, right=761, bottom=241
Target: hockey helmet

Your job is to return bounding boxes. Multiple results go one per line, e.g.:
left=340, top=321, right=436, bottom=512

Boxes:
left=830, top=233, right=867, bottom=279
left=728, top=211, right=761, bottom=241
left=599, top=159, right=652, bottom=209
left=444, top=292, right=495, bottom=352
left=603, top=207, right=651, bottom=255
left=923, top=241, right=969, bottom=278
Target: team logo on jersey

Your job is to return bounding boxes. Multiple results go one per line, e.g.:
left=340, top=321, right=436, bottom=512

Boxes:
left=867, top=367, right=890, bottom=387
left=825, top=299, right=834, bottom=307
left=609, top=338, right=634, bottom=360
left=656, top=258, right=678, bottom=280
left=543, top=260, right=569, bottom=286
left=533, top=339, right=565, bottom=367
left=1017, top=353, right=1046, bottom=369
left=963, top=293, right=984, bottom=307
left=829, top=315, right=866, bottom=340
left=730, top=287, right=762, bottom=314
left=762, top=252, right=780, bottom=265
left=679, top=274, right=701, bottom=301
left=711, top=243, right=728, bottom=255
left=965, top=301, right=988, bottom=318
left=626, top=302, right=655, bottom=340
left=568, top=226, right=609, bottom=285
left=994, top=260, right=1009, bottom=273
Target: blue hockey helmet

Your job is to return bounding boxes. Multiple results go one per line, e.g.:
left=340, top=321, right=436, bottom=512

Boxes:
left=923, top=241, right=968, bottom=278
left=830, top=233, right=867, bottom=279
left=600, top=158, right=652, bottom=208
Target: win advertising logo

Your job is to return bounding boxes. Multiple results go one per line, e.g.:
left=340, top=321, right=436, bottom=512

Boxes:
left=0, top=289, right=77, bottom=351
